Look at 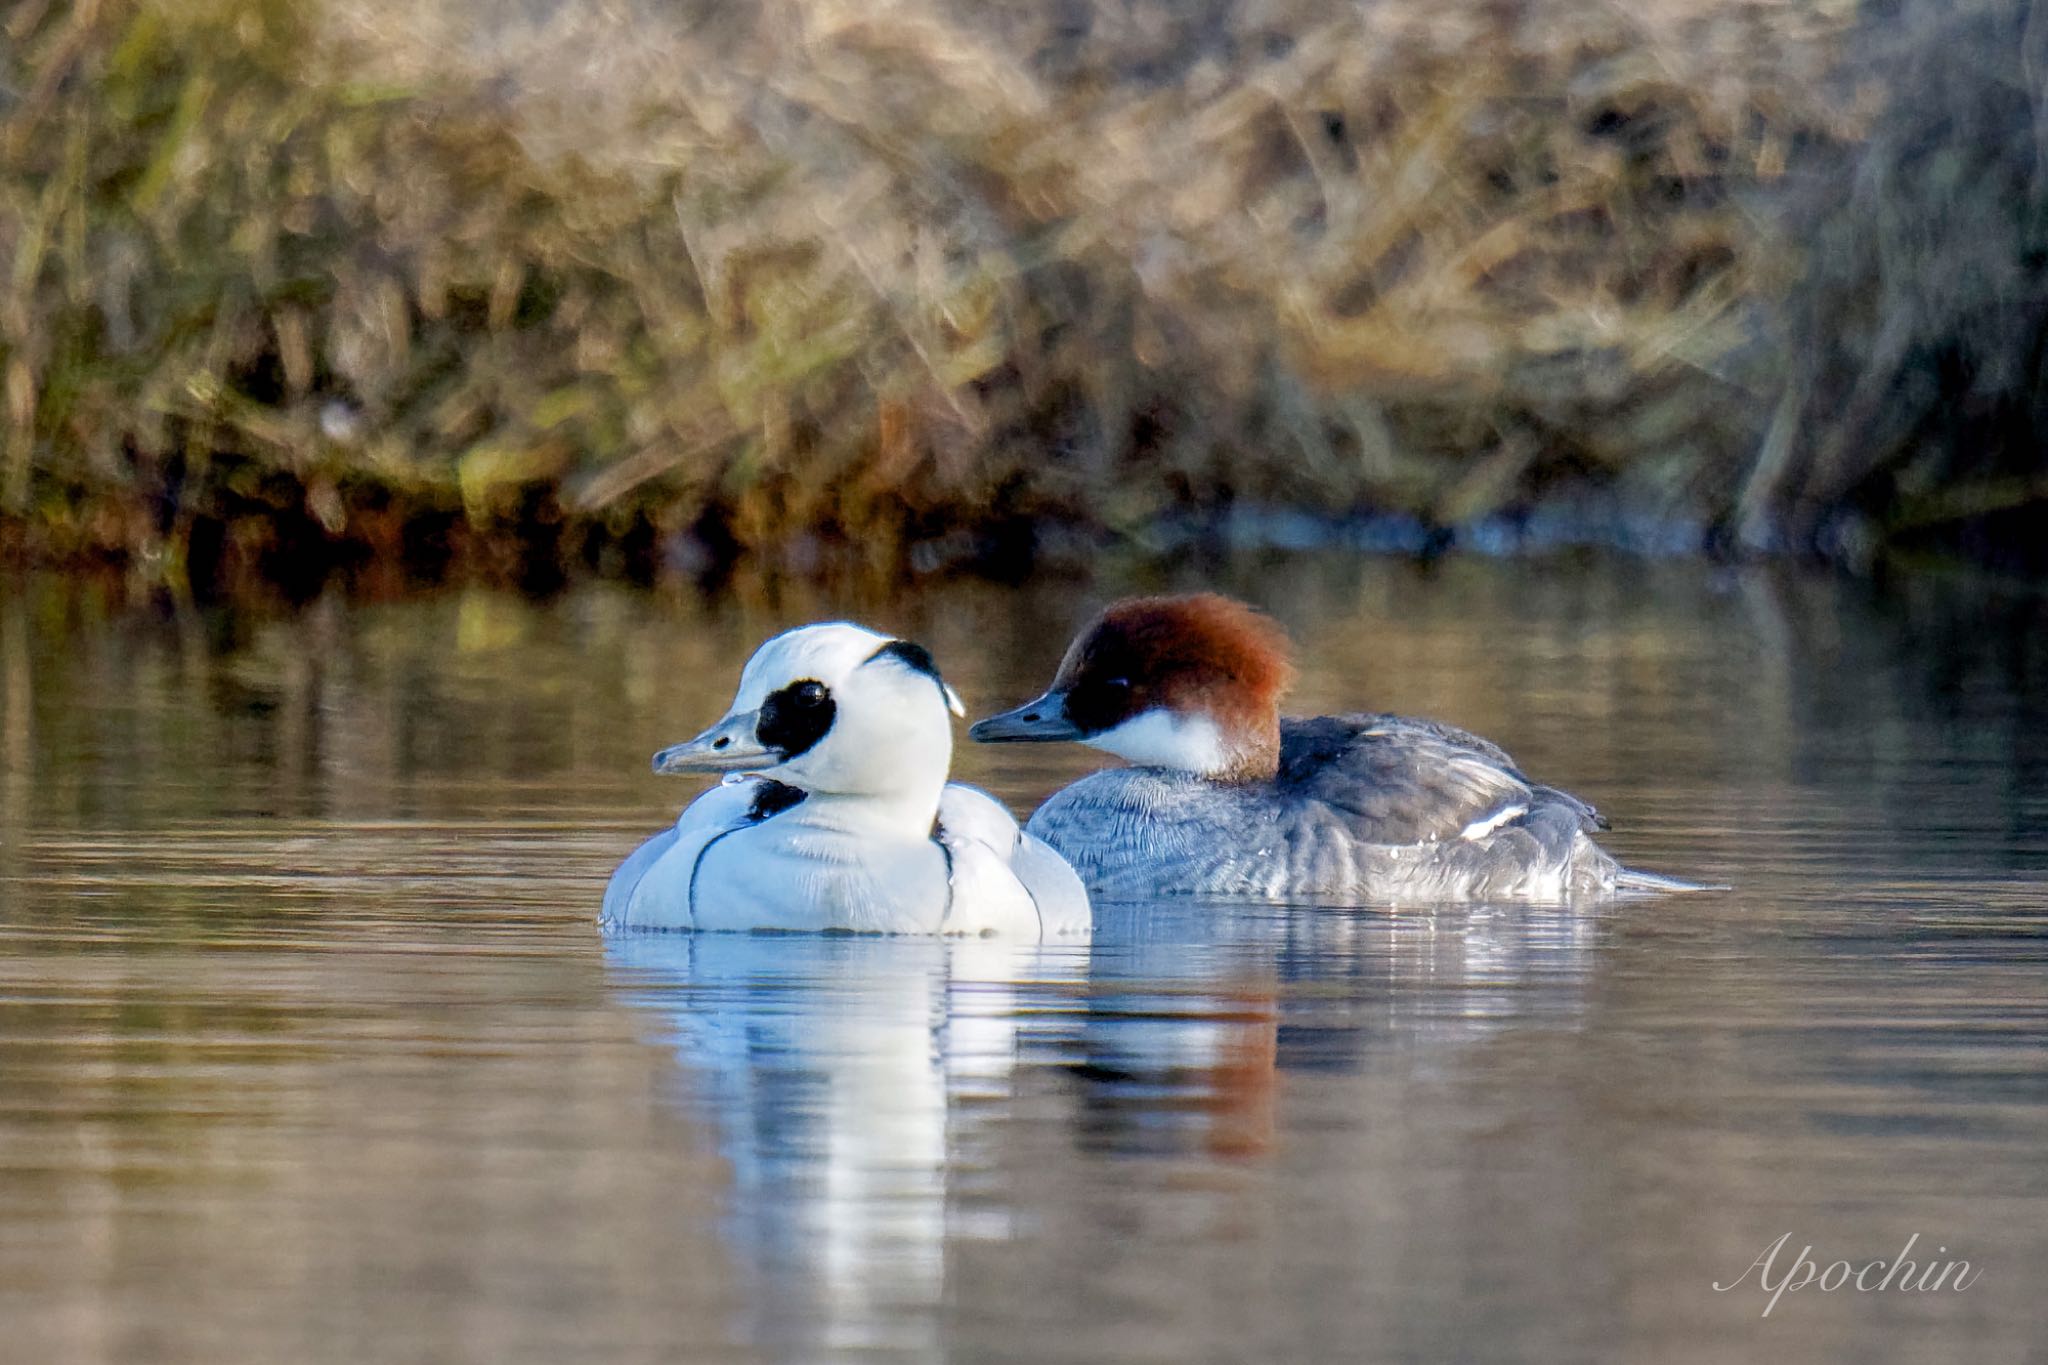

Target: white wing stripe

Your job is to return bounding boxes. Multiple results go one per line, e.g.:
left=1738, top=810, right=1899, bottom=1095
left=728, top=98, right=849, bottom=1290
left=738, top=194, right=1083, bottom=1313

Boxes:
left=1459, top=804, right=1526, bottom=841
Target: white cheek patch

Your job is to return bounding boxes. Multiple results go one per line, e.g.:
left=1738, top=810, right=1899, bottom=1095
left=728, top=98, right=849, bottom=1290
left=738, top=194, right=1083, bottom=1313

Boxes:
left=1084, top=709, right=1230, bottom=774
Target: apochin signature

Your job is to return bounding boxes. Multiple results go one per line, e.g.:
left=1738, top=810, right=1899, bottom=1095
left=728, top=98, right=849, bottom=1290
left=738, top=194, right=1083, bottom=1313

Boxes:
left=1715, top=1233, right=1981, bottom=1317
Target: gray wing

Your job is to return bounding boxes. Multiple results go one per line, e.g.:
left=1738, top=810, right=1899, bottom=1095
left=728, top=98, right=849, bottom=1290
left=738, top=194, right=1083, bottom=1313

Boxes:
left=602, top=777, right=808, bottom=930
left=1277, top=714, right=1604, bottom=847
left=935, top=783, right=1093, bottom=938
left=1009, top=830, right=1093, bottom=936
left=602, top=826, right=681, bottom=926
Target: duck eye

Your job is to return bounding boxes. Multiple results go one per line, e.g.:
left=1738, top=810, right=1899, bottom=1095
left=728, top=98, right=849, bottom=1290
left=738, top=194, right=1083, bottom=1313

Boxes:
left=1103, top=677, right=1131, bottom=694
left=793, top=681, right=826, bottom=706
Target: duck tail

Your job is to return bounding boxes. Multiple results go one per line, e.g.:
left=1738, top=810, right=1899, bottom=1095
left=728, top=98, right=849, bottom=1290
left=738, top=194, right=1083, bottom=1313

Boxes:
left=1614, top=866, right=1729, bottom=895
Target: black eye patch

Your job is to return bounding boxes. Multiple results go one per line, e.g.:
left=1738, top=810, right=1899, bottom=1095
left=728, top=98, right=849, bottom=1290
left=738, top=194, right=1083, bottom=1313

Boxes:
left=1061, top=670, right=1143, bottom=734
left=755, top=679, right=835, bottom=760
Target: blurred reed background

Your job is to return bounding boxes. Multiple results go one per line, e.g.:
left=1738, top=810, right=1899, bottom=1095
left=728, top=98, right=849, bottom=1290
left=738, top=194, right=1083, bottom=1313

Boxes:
left=2, top=0, right=2044, bottom=589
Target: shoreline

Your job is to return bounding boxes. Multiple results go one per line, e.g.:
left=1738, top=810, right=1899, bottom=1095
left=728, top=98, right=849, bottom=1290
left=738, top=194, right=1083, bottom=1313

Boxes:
left=7, top=489, right=2041, bottom=607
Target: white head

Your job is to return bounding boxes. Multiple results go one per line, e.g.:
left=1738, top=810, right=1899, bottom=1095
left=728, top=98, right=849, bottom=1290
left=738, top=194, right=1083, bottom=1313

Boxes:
left=653, top=623, right=965, bottom=826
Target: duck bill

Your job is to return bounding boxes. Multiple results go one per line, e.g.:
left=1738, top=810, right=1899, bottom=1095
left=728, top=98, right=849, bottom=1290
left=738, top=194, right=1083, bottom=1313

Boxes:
left=968, top=692, right=1083, bottom=743
left=652, top=710, right=777, bottom=774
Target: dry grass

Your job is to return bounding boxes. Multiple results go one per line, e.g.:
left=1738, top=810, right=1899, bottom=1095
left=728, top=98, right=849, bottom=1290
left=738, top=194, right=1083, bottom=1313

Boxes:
left=3, top=0, right=2037, bottom=582
left=1747, top=0, right=2048, bottom=568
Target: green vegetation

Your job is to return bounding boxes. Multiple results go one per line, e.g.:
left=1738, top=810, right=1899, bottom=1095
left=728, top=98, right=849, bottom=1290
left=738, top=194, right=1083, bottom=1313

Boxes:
left=1, top=0, right=2042, bottom=585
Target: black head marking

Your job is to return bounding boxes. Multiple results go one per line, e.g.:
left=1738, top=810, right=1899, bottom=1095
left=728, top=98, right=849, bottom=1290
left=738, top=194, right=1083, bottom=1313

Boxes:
left=867, top=639, right=947, bottom=690
left=755, top=678, right=835, bottom=760
left=867, top=639, right=959, bottom=712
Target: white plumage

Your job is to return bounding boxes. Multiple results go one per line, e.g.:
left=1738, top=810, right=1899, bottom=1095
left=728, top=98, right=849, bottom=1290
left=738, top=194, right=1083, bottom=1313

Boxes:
left=603, top=623, right=1090, bottom=937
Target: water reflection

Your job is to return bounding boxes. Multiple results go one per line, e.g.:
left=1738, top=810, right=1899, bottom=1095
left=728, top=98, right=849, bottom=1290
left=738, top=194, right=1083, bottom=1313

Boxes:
left=604, top=899, right=1597, bottom=1348
left=1066, top=902, right=1598, bottom=1158
left=605, top=933, right=1089, bottom=1355
left=8, top=560, right=2048, bottom=1361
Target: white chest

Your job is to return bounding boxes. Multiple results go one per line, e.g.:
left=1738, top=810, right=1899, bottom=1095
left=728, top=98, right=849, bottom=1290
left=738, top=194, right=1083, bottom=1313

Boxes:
left=688, top=822, right=954, bottom=932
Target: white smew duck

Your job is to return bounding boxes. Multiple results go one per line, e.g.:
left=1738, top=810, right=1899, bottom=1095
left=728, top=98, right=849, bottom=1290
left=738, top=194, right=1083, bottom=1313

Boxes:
left=603, top=623, right=1091, bottom=936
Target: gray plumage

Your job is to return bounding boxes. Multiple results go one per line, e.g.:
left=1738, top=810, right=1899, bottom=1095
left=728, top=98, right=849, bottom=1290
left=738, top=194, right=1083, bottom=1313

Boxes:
left=1026, top=714, right=1680, bottom=903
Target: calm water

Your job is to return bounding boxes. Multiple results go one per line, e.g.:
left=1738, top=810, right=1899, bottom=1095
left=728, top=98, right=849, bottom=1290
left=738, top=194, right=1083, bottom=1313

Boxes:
left=2, top=556, right=2045, bottom=1363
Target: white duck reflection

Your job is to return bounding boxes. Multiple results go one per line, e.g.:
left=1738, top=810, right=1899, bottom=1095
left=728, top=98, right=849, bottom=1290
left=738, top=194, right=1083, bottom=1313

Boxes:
left=604, top=932, right=1089, bottom=1355
left=604, top=900, right=1595, bottom=1347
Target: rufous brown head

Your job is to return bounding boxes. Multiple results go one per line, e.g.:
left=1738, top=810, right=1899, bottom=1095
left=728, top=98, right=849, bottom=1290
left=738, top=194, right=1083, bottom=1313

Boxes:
left=970, top=593, right=1297, bottom=781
